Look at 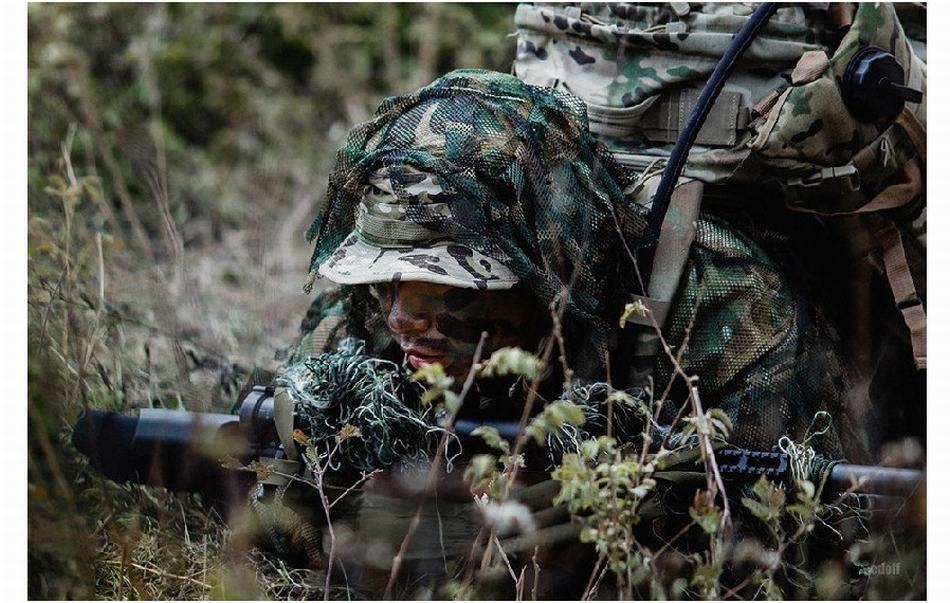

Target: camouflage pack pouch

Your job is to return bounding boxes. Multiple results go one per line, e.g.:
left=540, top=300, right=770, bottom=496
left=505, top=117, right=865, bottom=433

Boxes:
left=745, top=3, right=925, bottom=205
left=744, top=2, right=926, bottom=368
left=514, top=3, right=924, bottom=203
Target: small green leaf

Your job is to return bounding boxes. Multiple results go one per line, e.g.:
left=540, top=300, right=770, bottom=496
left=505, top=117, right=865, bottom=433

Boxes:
left=479, top=346, right=542, bottom=380
left=443, top=391, right=462, bottom=414
left=526, top=400, right=587, bottom=445
left=471, top=425, right=510, bottom=455
left=463, top=453, right=499, bottom=494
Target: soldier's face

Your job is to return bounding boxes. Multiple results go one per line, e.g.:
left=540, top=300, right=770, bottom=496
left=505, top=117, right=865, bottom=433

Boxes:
left=370, top=281, right=544, bottom=379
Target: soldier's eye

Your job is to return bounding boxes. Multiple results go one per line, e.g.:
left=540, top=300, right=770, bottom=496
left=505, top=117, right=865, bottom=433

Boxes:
left=442, top=287, right=481, bottom=311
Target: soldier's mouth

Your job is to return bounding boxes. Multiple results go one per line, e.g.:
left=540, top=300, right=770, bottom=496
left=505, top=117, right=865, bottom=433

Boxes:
left=408, top=354, right=446, bottom=370
left=402, top=345, right=453, bottom=371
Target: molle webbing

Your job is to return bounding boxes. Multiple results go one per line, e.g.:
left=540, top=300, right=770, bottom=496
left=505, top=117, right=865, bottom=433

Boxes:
left=588, top=89, right=750, bottom=148
left=639, top=89, right=749, bottom=147
left=872, top=217, right=927, bottom=370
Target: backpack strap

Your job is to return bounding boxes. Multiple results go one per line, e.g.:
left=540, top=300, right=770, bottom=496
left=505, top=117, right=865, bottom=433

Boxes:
left=829, top=3, right=857, bottom=30
left=896, top=105, right=927, bottom=164
left=785, top=156, right=925, bottom=370
left=649, top=180, right=704, bottom=303
left=871, top=216, right=927, bottom=369
left=309, top=314, right=344, bottom=357
left=627, top=180, right=703, bottom=381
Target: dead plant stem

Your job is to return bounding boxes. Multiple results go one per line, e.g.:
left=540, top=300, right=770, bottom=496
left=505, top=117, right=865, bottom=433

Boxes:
left=384, top=333, right=489, bottom=599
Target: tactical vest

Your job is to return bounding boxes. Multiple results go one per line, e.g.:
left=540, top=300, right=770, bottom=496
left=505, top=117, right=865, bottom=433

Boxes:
left=514, top=2, right=926, bottom=373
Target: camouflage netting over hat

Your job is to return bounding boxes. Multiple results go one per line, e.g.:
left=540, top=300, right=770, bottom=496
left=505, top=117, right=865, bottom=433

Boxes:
left=306, top=69, right=654, bottom=378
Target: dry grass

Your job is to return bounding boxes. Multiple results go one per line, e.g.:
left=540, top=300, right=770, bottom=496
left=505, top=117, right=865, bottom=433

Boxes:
left=28, top=141, right=315, bottom=599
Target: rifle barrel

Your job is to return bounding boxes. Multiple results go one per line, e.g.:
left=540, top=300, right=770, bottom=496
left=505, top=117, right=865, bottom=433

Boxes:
left=826, top=463, right=924, bottom=499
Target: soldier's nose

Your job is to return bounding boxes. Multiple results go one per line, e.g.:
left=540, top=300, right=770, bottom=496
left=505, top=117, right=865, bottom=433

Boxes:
left=386, top=283, right=433, bottom=335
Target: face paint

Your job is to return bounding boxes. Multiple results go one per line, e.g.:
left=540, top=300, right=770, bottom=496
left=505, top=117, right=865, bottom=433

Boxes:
left=370, top=281, right=544, bottom=379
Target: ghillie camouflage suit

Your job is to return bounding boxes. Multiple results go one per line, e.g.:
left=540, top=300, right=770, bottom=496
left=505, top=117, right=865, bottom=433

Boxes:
left=294, top=68, right=857, bottom=463
left=273, top=68, right=875, bottom=598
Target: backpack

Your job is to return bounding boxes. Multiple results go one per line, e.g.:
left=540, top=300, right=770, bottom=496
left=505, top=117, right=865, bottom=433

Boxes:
left=513, top=2, right=926, bottom=455
left=513, top=2, right=926, bottom=374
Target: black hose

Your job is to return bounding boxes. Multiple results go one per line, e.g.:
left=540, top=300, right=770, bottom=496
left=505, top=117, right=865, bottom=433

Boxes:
left=646, top=2, right=779, bottom=242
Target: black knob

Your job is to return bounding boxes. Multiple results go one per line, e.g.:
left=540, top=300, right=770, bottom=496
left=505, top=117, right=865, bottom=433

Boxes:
left=842, top=45, right=922, bottom=122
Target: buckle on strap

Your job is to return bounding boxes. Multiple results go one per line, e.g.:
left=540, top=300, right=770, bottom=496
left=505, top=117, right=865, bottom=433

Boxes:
left=897, top=297, right=923, bottom=312
left=782, top=163, right=861, bottom=205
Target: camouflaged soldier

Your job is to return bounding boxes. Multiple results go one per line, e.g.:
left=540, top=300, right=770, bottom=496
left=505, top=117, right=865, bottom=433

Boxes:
left=316, top=173, right=543, bottom=383
left=295, top=68, right=854, bottom=460
left=281, top=67, right=871, bottom=597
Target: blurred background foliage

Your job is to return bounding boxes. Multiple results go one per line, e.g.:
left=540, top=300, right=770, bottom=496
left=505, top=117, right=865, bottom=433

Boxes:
left=28, top=4, right=516, bottom=598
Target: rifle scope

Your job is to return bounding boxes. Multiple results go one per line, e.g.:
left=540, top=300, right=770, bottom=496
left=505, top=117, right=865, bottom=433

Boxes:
left=71, top=386, right=281, bottom=495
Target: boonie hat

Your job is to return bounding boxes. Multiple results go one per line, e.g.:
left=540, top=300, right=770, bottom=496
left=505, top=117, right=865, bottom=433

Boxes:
left=318, top=169, right=519, bottom=291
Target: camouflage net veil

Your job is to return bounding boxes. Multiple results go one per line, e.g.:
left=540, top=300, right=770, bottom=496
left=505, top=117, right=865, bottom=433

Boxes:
left=652, top=214, right=865, bottom=462
left=305, top=69, right=653, bottom=379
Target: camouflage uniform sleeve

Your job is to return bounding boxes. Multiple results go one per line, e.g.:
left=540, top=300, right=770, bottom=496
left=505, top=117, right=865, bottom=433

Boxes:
left=231, top=287, right=360, bottom=406
left=288, top=286, right=356, bottom=363
left=654, top=215, right=851, bottom=459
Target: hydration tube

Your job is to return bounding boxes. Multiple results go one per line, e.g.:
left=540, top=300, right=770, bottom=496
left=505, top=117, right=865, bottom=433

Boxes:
left=645, top=2, right=779, bottom=243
